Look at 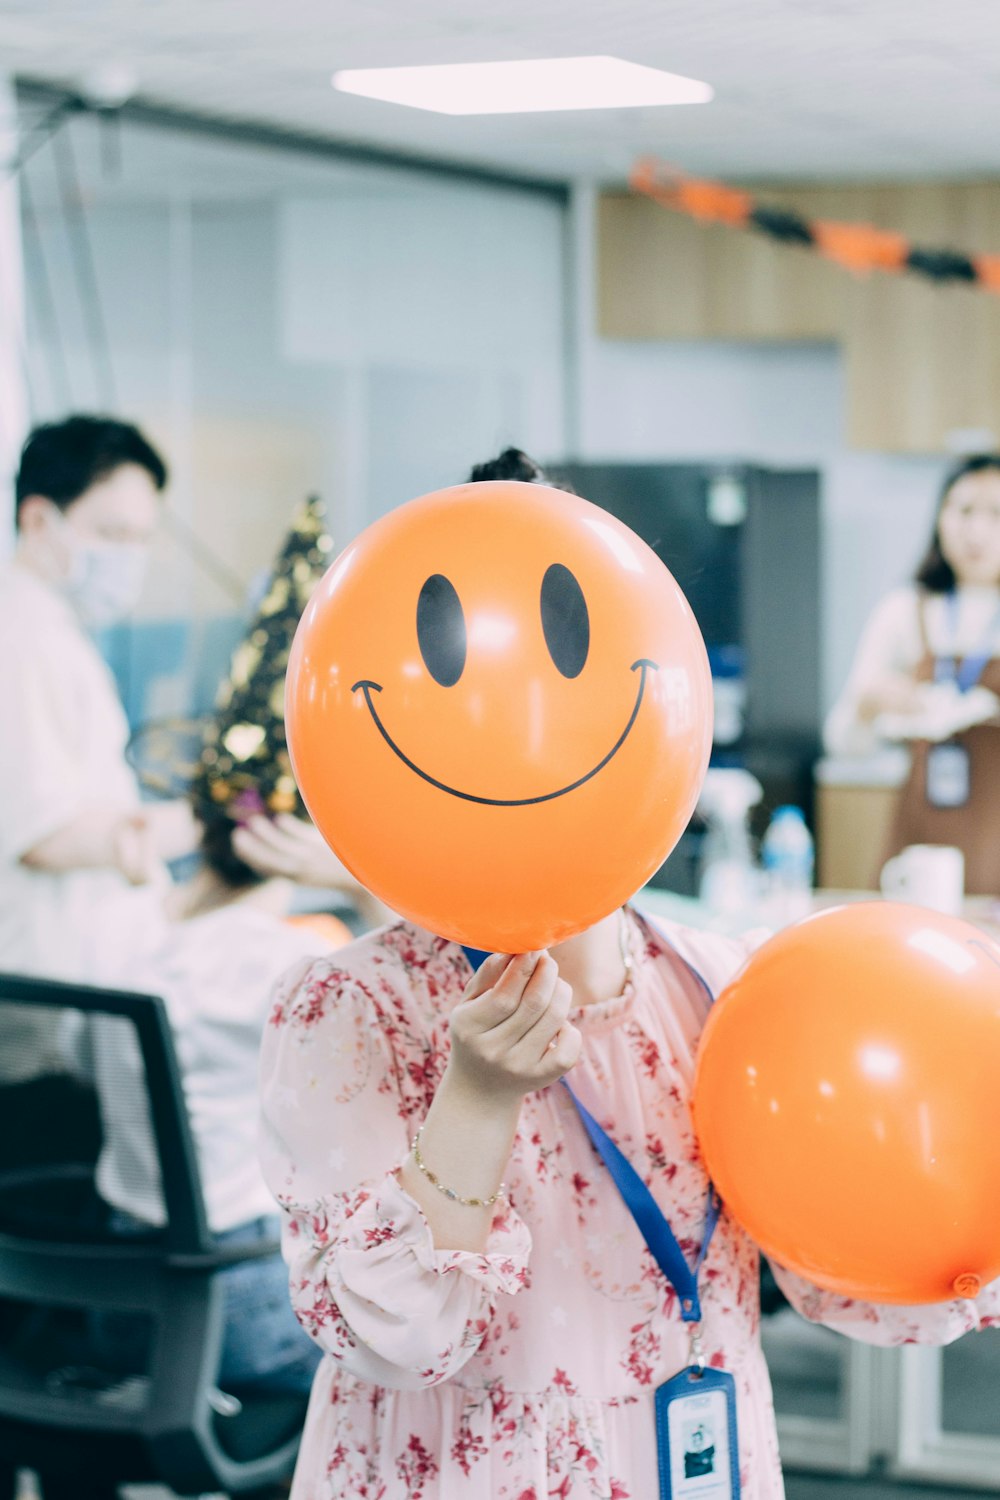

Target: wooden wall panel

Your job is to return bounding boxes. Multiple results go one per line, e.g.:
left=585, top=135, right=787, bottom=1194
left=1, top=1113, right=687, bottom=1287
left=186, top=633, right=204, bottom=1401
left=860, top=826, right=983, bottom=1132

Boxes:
left=598, top=182, right=1000, bottom=453
left=597, top=190, right=844, bottom=341
left=838, top=185, right=1000, bottom=451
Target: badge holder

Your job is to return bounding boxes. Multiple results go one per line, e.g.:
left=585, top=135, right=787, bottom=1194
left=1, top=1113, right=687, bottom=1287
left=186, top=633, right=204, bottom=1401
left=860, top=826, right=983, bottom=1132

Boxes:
left=656, top=1328, right=740, bottom=1500
left=926, top=741, right=970, bottom=809
left=926, top=594, right=1000, bottom=811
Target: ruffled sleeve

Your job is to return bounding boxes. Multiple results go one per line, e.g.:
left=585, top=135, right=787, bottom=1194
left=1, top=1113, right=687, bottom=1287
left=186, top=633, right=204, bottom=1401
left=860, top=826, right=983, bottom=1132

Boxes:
left=258, top=947, right=532, bottom=1390
left=769, top=1262, right=1000, bottom=1347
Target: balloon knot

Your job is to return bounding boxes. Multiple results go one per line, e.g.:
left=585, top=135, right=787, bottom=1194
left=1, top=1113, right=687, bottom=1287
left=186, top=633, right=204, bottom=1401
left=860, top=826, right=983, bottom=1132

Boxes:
left=953, top=1273, right=981, bottom=1300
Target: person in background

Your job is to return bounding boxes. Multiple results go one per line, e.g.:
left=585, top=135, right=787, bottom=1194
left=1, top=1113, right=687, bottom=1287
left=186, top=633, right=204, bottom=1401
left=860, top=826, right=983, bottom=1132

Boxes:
left=825, top=455, right=1000, bottom=893
left=259, top=449, right=1000, bottom=1500
left=89, top=492, right=386, bottom=1396
left=90, top=798, right=343, bottom=1398
left=0, top=415, right=198, bottom=1090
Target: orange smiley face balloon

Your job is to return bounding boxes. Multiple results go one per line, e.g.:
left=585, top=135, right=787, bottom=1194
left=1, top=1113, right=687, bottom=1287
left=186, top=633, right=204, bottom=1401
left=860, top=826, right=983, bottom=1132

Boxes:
left=286, top=480, right=713, bottom=952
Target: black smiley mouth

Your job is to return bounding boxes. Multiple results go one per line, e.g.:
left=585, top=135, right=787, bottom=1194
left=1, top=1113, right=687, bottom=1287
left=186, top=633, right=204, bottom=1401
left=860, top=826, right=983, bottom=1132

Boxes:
left=350, top=659, right=659, bottom=807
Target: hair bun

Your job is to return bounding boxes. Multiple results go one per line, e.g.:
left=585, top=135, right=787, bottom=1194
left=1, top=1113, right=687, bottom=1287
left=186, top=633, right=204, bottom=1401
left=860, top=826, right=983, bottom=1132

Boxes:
left=468, top=447, right=545, bottom=485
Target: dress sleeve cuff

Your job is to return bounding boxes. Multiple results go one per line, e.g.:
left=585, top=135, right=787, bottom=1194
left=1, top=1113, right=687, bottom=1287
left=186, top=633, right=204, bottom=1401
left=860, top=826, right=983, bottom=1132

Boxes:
left=353, top=1171, right=532, bottom=1297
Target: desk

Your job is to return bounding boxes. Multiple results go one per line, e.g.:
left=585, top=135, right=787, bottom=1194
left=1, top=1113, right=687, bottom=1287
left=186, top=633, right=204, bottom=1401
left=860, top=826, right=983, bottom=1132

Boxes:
left=639, top=883, right=1000, bottom=938
left=814, top=754, right=906, bottom=891
left=812, top=889, right=1000, bottom=937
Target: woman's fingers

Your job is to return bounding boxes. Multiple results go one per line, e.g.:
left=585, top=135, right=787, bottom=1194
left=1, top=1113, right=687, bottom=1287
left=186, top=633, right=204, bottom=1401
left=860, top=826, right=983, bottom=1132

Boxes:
left=546, top=1021, right=583, bottom=1076
left=461, top=950, right=515, bottom=1003
left=513, top=976, right=573, bottom=1059
left=449, top=951, right=582, bottom=1097
left=232, top=814, right=357, bottom=890
left=489, top=954, right=560, bottom=1041
left=272, top=813, right=324, bottom=844
left=461, top=954, right=569, bottom=1045
left=231, top=817, right=295, bottom=875
left=461, top=951, right=548, bottom=1025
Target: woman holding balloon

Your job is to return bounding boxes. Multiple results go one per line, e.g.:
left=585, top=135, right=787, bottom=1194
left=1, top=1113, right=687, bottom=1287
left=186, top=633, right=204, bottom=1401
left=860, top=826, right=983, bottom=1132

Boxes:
left=260, top=459, right=1000, bottom=1500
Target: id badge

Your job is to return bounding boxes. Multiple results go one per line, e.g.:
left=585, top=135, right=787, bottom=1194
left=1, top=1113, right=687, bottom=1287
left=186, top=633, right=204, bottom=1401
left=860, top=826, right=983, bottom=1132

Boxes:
left=926, top=742, right=970, bottom=809
left=655, top=1365, right=740, bottom=1500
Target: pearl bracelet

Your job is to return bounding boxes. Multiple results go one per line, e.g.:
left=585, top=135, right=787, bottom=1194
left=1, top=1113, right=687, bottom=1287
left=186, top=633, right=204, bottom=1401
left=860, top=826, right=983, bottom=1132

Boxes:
left=411, top=1126, right=506, bottom=1208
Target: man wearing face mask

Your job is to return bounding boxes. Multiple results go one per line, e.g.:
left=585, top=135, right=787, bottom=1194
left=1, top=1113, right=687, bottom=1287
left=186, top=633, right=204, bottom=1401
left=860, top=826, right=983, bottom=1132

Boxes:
left=0, top=416, right=199, bottom=1084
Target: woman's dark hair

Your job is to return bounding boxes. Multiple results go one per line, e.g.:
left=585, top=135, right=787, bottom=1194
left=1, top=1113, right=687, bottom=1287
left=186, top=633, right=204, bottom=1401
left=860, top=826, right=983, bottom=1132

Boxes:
left=467, top=446, right=575, bottom=493
left=915, top=454, right=1000, bottom=593
left=15, top=414, right=168, bottom=522
left=198, top=803, right=261, bottom=890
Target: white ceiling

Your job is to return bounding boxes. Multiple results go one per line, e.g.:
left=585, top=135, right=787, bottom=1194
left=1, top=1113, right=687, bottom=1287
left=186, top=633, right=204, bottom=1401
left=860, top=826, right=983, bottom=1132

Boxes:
left=3, top=0, right=1000, bottom=184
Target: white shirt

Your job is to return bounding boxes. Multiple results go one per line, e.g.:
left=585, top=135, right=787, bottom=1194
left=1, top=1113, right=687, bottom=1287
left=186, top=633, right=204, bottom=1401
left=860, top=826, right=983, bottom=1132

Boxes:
left=93, top=903, right=334, bottom=1233
left=824, top=583, right=1000, bottom=757
left=0, top=561, right=168, bottom=1081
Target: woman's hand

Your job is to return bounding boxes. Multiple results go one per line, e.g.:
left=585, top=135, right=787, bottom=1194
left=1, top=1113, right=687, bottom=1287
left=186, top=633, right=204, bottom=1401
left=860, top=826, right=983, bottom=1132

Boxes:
left=231, top=814, right=350, bottom=885
left=111, top=811, right=162, bottom=885
left=230, top=813, right=395, bottom=926
left=22, top=805, right=163, bottom=884
left=399, top=952, right=581, bottom=1253
left=857, top=673, right=925, bottom=724
left=447, top=950, right=582, bottom=1102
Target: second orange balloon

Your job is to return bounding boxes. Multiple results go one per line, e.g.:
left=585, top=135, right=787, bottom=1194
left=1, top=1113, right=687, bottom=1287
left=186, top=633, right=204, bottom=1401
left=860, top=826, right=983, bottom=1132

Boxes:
left=693, top=902, right=1000, bottom=1304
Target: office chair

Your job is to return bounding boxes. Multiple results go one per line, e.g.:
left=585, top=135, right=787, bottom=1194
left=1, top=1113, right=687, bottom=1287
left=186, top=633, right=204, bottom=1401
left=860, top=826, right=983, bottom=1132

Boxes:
left=0, top=972, right=309, bottom=1499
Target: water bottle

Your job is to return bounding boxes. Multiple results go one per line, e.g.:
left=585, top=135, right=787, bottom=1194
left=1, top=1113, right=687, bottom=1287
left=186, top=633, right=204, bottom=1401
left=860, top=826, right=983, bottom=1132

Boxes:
left=697, top=768, right=763, bottom=928
left=760, top=805, right=814, bottom=925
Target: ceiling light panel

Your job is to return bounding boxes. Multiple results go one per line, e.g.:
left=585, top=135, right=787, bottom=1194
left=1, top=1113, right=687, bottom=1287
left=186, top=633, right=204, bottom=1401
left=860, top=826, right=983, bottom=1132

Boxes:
left=332, top=55, right=713, bottom=114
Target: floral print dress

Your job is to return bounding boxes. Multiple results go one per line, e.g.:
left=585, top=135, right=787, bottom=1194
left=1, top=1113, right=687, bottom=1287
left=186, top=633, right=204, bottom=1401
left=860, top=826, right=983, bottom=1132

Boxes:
left=259, top=909, right=1000, bottom=1500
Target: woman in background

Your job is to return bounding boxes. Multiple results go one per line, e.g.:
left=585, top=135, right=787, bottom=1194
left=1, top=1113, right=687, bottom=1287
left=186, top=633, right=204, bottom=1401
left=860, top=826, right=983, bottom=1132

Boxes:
left=825, top=454, right=1000, bottom=893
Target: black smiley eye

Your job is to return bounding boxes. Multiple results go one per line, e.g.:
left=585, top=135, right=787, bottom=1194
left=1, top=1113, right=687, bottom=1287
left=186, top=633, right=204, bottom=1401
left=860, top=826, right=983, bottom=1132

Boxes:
left=417, top=574, right=467, bottom=686
left=540, top=563, right=590, bottom=679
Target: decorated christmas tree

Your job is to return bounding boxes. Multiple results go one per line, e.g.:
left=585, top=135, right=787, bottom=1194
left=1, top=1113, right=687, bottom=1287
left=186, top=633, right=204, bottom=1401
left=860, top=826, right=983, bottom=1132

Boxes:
left=189, top=493, right=334, bottom=825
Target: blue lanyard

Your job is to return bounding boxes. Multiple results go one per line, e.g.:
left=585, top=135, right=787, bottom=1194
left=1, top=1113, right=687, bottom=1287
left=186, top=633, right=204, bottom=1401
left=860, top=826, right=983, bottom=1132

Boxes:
left=561, top=1083, right=720, bottom=1324
left=935, top=591, right=1000, bottom=693
left=459, top=925, right=721, bottom=1325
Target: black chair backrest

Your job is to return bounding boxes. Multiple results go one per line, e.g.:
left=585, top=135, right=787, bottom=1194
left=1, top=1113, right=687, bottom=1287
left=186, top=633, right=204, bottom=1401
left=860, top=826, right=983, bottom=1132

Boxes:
left=0, top=972, right=213, bottom=1255
left=0, top=973, right=304, bottom=1496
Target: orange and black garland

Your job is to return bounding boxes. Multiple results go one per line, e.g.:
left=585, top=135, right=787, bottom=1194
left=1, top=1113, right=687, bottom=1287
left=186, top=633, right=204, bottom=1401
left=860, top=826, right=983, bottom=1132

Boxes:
left=630, top=159, right=1000, bottom=294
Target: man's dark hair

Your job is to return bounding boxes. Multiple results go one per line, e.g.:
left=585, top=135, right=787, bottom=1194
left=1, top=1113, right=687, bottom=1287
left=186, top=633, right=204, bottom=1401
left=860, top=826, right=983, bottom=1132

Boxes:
left=15, top=414, right=168, bottom=522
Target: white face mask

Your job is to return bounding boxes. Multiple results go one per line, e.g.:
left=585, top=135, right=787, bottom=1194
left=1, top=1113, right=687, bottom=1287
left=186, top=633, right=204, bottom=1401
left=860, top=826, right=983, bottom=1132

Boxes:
left=63, top=535, right=150, bottom=629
